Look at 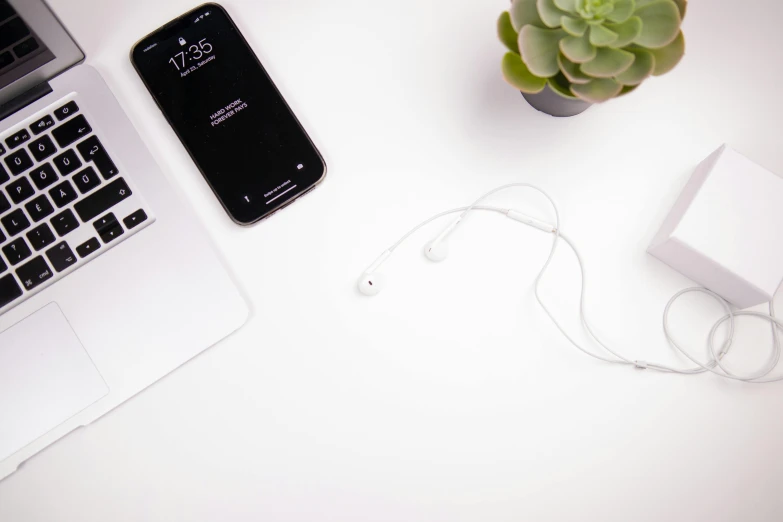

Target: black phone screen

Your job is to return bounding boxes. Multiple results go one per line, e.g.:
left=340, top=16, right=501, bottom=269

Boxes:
left=131, top=3, right=325, bottom=224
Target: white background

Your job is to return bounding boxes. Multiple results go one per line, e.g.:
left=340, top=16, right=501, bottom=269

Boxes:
left=2, top=0, right=783, bottom=520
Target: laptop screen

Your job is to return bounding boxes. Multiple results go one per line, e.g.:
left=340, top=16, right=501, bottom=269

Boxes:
left=0, top=0, right=83, bottom=111
left=0, top=0, right=56, bottom=91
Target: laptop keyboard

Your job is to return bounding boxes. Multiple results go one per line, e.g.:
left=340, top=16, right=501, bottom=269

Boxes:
left=0, top=96, right=154, bottom=314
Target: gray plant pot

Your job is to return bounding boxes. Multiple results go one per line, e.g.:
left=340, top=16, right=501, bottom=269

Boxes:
left=521, top=84, right=592, bottom=117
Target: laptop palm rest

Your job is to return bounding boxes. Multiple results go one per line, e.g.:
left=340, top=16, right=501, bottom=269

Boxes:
left=0, top=303, right=108, bottom=462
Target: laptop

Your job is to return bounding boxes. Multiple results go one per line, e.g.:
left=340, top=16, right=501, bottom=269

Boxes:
left=0, top=0, right=248, bottom=480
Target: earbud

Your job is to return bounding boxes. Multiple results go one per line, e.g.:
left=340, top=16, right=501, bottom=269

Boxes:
left=357, top=250, right=392, bottom=296
left=423, top=239, right=449, bottom=262
left=358, top=272, right=385, bottom=296
left=423, top=218, right=460, bottom=263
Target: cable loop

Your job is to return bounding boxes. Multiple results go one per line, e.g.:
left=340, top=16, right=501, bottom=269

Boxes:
left=381, top=184, right=782, bottom=384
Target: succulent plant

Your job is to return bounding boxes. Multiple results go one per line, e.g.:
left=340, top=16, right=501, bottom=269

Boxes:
left=498, top=0, right=687, bottom=103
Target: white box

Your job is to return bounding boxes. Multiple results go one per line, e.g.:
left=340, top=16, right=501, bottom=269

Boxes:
left=648, top=145, right=783, bottom=309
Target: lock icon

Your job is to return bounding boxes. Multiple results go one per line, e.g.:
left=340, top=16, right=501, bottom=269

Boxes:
left=178, top=37, right=186, bottom=46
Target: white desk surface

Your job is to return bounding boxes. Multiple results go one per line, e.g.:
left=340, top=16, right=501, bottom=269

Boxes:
left=2, top=0, right=783, bottom=520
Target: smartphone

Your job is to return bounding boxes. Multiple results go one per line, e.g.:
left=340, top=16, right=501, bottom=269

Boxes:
left=131, top=3, right=326, bottom=225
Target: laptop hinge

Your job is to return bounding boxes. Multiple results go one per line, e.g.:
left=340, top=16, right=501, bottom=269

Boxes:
left=0, top=82, right=53, bottom=122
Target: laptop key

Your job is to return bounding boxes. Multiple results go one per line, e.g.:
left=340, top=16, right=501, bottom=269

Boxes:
left=1, top=208, right=30, bottom=237
left=0, top=0, right=14, bottom=20
left=0, top=164, right=8, bottom=185
left=29, top=135, right=56, bottom=162
left=16, top=256, right=53, bottom=291
left=95, top=154, right=119, bottom=180
left=73, top=166, right=101, bottom=194
left=5, top=128, right=30, bottom=150
left=94, top=213, right=124, bottom=243
left=0, top=51, right=12, bottom=71
left=29, top=163, right=58, bottom=190
left=0, top=192, right=9, bottom=214
left=2, top=237, right=31, bottom=266
left=45, top=242, right=77, bottom=273
left=25, top=195, right=55, bottom=222
left=51, top=114, right=91, bottom=147
left=0, top=18, right=30, bottom=51
left=51, top=209, right=79, bottom=237
left=27, top=224, right=56, bottom=251
left=53, top=149, right=82, bottom=176
left=6, top=176, right=35, bottom=204
left=30, top=115, right=55, bottom=135
left=13, top=37, right=39, bottom=59
left=123, top=209, right=148, bottom=230
left=54, top=101, right=79, bottom=121
left=77, top=136, right=118, bottom=179
left=76, top=237, right=100, bottom=258
left=0, top=274, right=22, bottom=308
left=49, top=180, right=78, bottom=208
left=93, top=213, right=117, bottom=234
left=74, top=178, right=132, bottom=222
left=4, top=149, right=33, bottom=175
left=0, top=256, right=5, bottom=274
left=100, top=223, right=124, bottom=244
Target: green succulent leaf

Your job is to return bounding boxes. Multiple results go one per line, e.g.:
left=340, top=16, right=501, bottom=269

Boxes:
left=561, top=15, right=587, bottom=36
left=558, top=53, right=591, bottom=84
left=548, top=74, right=579, bottom=99
left=520, top=26, right=567, bottom=77
left=674, top=0, right=688, bottom=19
left=589, top=24, right=619, bottom=46
left=605, top=16, right=642, bottom=47
left=648, top=30, right=685, bottom=75
left=510, top=0, right=545, bottom=31
left=498, top=12, right=520, bottom=52
left=553, top=0, right=578, bottom=13
left=607, top=0, right=636, bottom=23
left=618, top=84, right=639, bottom=97
left=537, top=0, right=569, bottom=28
left=560, top=32, right=597, bottom=63
left=634, top=0, right=681, bottom=49
left=636, top=0, right=687, bottom=19
left=576, top=0, right=613, bottom=20
left=580, top=47, right=635, bottom=78
left=614, top=49, right=654, bottom=84
left=502, top=52, right=548, bottom=93
left=571, top=78, right=623, bottom=102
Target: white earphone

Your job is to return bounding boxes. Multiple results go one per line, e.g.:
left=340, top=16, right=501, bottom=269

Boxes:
left=358, top=183, right=783, bottom=384
left=357, top=250, right=391, bottom=296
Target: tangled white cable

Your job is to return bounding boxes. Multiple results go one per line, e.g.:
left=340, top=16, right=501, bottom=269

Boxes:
left=358, top=184, right=783, bottom=383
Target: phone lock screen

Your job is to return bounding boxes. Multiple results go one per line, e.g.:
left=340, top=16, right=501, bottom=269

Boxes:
left=132, top=3, right=325, bottom=224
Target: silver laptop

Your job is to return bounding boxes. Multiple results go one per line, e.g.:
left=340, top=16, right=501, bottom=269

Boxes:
left=0, top=0, right=248, bottom=480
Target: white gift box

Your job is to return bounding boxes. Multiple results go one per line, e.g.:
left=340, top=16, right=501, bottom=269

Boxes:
left=648, top=145, right=783, bottom=309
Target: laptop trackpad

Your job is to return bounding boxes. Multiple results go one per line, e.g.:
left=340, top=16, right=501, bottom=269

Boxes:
left=0, top=303, right=109, bottom=462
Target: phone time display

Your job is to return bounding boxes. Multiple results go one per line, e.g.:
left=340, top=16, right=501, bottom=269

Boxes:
left=168, top=38, right=214, bottom=71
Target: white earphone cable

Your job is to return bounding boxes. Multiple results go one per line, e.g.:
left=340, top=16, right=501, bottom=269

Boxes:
left=387, top=205, right=509, bottom=252
left=375, top=188, right=782, bottom=383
